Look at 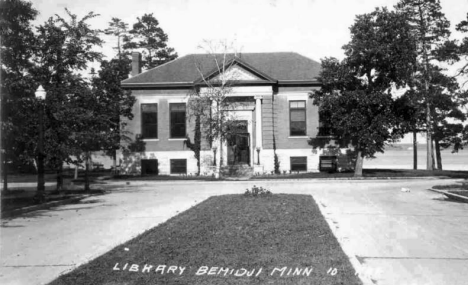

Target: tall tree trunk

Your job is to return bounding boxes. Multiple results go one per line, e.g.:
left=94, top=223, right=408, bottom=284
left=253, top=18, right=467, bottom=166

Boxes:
left=112, top=151, right=117, bottom=175
left=413, top=130, right=418, bottom=170
left=435, top=139, right=442, bottom=170
left=84, top=153, right=90, bottom=192
left=0, top=36, right=6, bottom=192
left=56, top=164, right=63, bottom=192
left=354, top=150, right=364, bottom=177
left=419, top=6, right=433, bottom=171
left=425, top=93, right=433, bottom=170
left=2, top=152, right=7, bottom=192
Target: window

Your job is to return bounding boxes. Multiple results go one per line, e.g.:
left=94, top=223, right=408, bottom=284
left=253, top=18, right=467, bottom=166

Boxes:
left=170, top=159, right=187, bottom=174
left=141, top=159, right=158, bottom=175
left=290, top=101, right=306, bottom=136
left=141, top=104, right=158, bottom=139
left=291, top=156, right=307, bottom=171
left=170, top=103, right=186, bottom=138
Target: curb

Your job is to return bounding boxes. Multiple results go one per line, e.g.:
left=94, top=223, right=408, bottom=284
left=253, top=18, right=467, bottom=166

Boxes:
left=250, top=176, right=451, bottom=181
left=1, top=195, right=90, bottom=219
left=428, top=188, right=468, bottom=203
left=107, top=176, right=454, bottom=186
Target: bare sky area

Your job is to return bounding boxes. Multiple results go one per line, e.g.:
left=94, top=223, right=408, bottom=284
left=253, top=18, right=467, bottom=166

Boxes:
left=32, top=0, right=468, bottom=65
left=30, top=0, right=468, bottom=143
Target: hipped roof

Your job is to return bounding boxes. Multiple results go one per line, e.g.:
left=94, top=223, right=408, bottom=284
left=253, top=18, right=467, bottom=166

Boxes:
left=122, top=52, right=321, bottom=87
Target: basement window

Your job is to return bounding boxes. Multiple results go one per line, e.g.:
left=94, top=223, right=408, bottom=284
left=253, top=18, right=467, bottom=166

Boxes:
left=170, top=159, right=187, bottom=174
left=141, top=159, right=158, bottom=175
left=290, top=156, right=307, bottom=171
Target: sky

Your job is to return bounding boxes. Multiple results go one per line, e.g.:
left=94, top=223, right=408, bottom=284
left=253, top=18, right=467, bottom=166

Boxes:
left=30, top=0, right=468, bottom=144
left=31, top=0, right=468, bottom=69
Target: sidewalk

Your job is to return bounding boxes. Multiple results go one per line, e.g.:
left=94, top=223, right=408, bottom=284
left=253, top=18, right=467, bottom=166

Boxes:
left=1, top=178, right=467, bottom=285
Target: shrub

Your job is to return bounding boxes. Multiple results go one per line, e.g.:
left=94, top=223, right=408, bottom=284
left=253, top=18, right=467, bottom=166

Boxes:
left=244, top=185, right=272, bottom=197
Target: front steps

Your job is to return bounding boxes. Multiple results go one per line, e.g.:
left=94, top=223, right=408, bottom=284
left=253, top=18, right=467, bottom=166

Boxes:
left=220, top=164, right=254, bottom=178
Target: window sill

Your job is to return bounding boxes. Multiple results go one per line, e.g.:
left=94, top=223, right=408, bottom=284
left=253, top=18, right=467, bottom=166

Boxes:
left=168, top=138, right=186, bottom=141
left=288, top=136, right=309, bottom=139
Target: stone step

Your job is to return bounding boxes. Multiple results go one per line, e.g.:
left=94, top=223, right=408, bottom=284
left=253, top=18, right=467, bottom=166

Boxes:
left=220, top=164, right=254, bottom=177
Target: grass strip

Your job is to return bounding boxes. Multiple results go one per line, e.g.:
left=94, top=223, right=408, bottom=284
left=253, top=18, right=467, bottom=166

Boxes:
left=49, top=194, right=362, bottom=285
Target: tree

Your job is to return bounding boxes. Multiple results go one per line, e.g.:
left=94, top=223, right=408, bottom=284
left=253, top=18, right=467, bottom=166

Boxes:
left=102, top=18, right=136, bottom=172
left=0, top=0, right=38, bottom=190
left=396, top=0, right=452, bottom=170
left=123, top=13, right=177, bottom=69
left=104, top=18, right=130, bottom=60
left=454, top=13, right=468, bottom=80
left=27, top=8, right=103, bottom=193
left=393, top=89, right=425, bottom=169
left=428, top=66, right=467, bottom=169
left=185, top=93, right=207, bottom=176
left=310, top=8, right=417, bottom=177
left=92, top=58, right=135, bottom=175
left=66, top=83, right=121, bottom=191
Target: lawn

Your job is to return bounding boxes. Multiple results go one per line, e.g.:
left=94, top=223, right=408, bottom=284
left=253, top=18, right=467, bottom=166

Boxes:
left=48, top=194, right=362, bottom=285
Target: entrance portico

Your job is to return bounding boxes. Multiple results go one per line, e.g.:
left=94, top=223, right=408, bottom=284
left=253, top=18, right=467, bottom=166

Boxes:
left=203, top=85, right=271, bottom=168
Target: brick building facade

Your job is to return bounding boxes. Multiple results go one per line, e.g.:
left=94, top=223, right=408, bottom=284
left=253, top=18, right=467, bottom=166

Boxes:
left=119, top=52, right=329, bottom=176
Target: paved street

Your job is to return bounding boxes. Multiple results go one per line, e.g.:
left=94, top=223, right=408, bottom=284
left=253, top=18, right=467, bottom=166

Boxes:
left=1, top=178, right=467, bottom=285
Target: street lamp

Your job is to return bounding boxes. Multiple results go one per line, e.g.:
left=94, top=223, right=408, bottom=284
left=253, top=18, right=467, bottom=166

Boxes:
left=35, top=85, right=46, bottom=202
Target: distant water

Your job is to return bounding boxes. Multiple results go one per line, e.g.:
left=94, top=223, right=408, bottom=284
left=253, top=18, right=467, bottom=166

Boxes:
left=365, top=144, right=468, bottom=170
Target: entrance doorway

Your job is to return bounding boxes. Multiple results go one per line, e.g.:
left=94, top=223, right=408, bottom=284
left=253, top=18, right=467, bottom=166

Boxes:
left=227, top=120, right=250, bottom=165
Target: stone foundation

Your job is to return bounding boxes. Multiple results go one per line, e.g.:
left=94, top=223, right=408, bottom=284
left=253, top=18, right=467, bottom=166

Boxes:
left=118, top=147, right=354, bottom=176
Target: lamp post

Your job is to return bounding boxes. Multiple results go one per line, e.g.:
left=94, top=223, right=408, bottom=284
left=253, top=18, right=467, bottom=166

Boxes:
left=35, top=85, right=46, bottom=202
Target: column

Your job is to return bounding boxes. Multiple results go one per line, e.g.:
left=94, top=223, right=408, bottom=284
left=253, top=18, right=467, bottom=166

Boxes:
left=255, top=96, right=263, bottom=149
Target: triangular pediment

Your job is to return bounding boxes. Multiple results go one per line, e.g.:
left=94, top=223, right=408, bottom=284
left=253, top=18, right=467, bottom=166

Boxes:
left=195, top=58, right=276, bottom=84
left=212, top=64, right=263, bottom=81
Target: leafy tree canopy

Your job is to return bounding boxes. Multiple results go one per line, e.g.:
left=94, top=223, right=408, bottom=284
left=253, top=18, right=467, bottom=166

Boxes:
left=310, top=8, right=417, bottom=176
left=123, top=13, right=177, bottom=69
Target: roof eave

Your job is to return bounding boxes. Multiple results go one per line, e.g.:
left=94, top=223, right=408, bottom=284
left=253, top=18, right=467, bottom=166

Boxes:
left=277, top=80, right=321, bottom=86
left=121, top=82, right=194, bottom=89
left=121, top=80, right=322, bottom=89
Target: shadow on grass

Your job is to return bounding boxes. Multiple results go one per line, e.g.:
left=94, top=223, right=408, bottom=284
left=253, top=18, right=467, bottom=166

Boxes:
left=1, top=190, right=109, bottom=219
left=0, top=224, right=25, bottom=228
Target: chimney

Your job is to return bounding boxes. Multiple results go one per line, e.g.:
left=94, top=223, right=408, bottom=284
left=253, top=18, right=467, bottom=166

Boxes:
left=132, top=52, right=142, bottom=77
